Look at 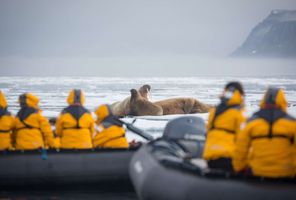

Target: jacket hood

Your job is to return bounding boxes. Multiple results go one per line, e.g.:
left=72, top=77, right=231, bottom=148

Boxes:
left=19, top=93, right=39, bottom=108
left=260, top=88, right=287, bottom=111
left=0, top=91, right=8, bottom=108
left=95, top=104, right=112, bottom=124
left=67, top=89, right=85, bottom=105
left=220, top=88, right=244, bottom=106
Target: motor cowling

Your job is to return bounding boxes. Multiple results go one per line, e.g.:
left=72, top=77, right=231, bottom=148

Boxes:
left=162, top=116, right=206, bottom=158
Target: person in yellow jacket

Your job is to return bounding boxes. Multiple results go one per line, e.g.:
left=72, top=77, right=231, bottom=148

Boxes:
left=15, top=93, right=59, bottom=150
left=233, top=87, right=296, bottom=178
left=203, top=82, right=246, bottom=171
left=55, top=89, right=94, bottom=149
left=0, top=91, right=15, bottom=150
left=93, top=104, right=129, bottom=149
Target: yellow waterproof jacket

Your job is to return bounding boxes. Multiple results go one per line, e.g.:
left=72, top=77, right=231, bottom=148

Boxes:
left=0, top=91, right=15, bottom=150
left=233, top=88, right=296, bottom=178
left=93, top=124, right=129, bottom=149
left=56, top=89, right=94, bottom=149
left=15, top=93, right=59, bottom=150
left=203, top=89, right=245, bottom=160
left=93, top=105, right=129, bottom=149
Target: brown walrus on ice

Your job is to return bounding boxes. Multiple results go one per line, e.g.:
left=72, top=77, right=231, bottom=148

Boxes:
left=111, top=84, right=211, bottom=116
left=111, top=85, right=151, bottom=117
left=129, top=89, right=163, bottom=116
left=154, top=98, right=211, bottom=115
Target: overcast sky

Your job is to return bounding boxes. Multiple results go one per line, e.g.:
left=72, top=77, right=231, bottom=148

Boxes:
left=0, top=0, right=296, bottom=76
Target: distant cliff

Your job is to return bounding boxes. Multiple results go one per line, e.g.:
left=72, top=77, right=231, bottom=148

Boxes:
left=232, top=10, right=296, bottom=58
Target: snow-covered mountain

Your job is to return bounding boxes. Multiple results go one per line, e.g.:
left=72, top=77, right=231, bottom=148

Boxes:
left=232, top=10, right=296, bottom=58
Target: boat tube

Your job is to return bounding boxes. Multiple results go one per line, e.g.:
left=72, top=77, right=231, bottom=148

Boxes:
left=0, top=113, right=150, bottom=187
left=0, top=148, right=138, bottom=187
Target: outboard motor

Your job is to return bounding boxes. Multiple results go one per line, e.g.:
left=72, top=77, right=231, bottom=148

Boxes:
left=162, top=116, right=206, bottom=158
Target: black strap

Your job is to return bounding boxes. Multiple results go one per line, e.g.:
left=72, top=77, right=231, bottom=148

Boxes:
left=16, top=107, right=39, bottom=130
left=101, top=120, right=116, bottom=129
left=62, top=105, right=90, bottom=129
left=251, top=134, right=294, bottom=144
left=0, top=107, right=10, bottom=118
left=250, top=109, right=294, bottom=144
left=267, top=109, right=273, bottom=139
left=0, top=129, right=11, bottom=133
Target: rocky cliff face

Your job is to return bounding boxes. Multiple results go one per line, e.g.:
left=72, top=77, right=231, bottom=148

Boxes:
left=232, top=10, right=296, bottom=58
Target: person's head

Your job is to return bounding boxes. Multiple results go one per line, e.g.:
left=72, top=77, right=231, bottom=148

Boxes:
left=162, top=116, right=206, bottom=157
left=224, top=81, right=244, bottom=96
left=0, top=91, right=8, bottom=109
left=67, top=89, right=85, bottom=105
left=19, top=93, right=39, bottom=108
left=220, top=81, right=244, bottom=105
left=260, top=87, right=287, bottom=111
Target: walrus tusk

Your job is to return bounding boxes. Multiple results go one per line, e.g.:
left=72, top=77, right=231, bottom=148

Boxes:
left=147, top=90, right=152, bottom=101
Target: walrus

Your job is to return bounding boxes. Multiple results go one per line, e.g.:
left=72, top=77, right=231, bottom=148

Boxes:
left=111, top=84, right=152, bottom=117
left=154, top=98, right=211, bottom=115
left=138, top=84, right=151, bottom=100
left=129, top=89, right=163, bottom=116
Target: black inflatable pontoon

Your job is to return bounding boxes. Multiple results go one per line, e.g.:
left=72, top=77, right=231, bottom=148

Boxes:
left=129, top=143, right=296, bottom=200
left=0, top=148, right=137, bottom=187
left=0, top=114, right=152, bottom=188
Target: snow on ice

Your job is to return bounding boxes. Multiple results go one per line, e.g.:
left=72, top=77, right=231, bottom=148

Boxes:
left=1, top=76, right=296, bottom=141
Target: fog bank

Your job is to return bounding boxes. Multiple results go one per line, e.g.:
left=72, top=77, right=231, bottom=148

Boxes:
left=0, top=56, right=295, bottom=77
